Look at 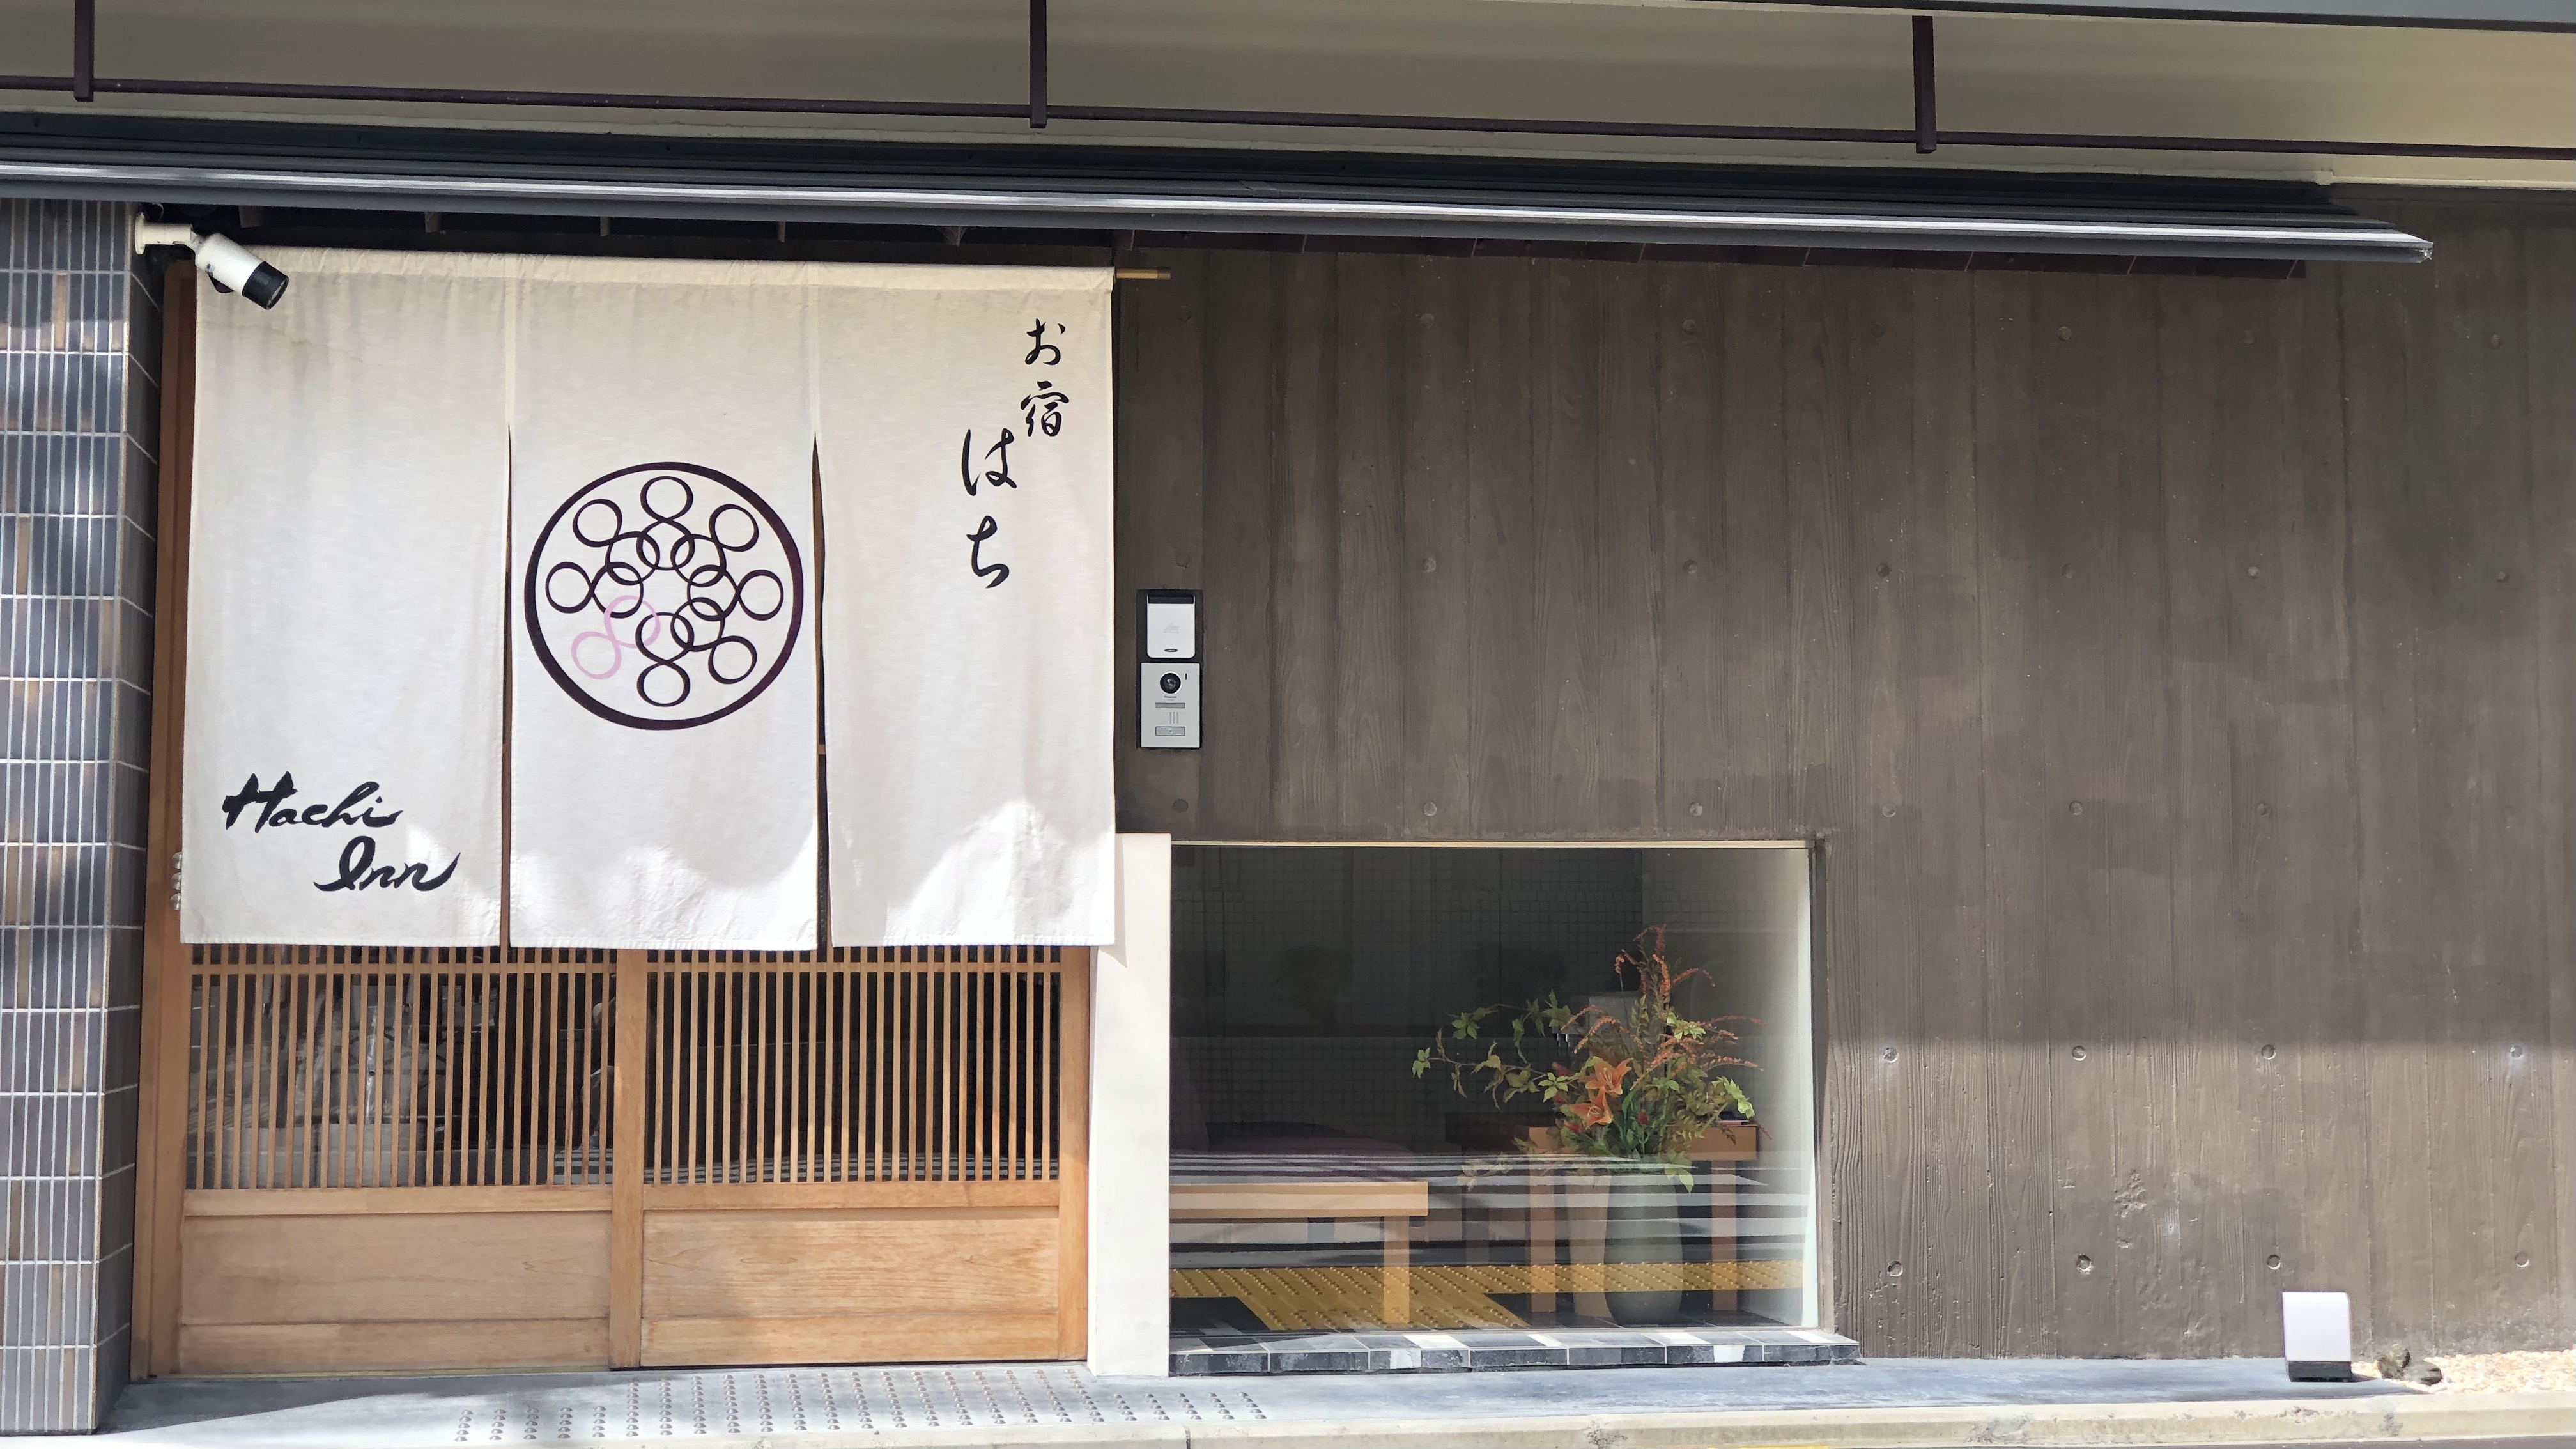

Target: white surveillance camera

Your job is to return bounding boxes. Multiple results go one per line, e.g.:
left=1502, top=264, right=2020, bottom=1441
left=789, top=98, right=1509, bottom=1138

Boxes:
left=192, top=233, right=289, bottom=308
left=134, top=219, right=289, bottom=309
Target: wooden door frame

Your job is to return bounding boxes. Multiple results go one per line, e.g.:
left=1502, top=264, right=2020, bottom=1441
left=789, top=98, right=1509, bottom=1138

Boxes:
left=133, top=264, right=194, bottom=1380
left=608, top=952, right=645, bottom=1365
left=1058, top=951, right=1092, bottom=1360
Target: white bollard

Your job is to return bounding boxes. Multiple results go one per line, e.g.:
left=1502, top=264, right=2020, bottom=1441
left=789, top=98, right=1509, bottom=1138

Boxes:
left=2283, top=1290, right=2357, bottom=1382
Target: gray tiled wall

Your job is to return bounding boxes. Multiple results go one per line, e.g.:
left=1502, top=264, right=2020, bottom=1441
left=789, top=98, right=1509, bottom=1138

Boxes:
left=0, top=199, right=155, bottom=1434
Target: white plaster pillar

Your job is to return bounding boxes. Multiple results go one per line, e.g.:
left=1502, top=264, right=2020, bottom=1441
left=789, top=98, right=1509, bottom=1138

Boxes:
left=1087, top=833, right=1170, bottom=1376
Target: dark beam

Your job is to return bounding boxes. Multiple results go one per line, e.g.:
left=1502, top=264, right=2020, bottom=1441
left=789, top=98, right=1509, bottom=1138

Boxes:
left=1030, top=0, right=1048, bottom=130
left=1911, top=17, right=1937, bottom=155
left=69, top=0, right=91, bottom=103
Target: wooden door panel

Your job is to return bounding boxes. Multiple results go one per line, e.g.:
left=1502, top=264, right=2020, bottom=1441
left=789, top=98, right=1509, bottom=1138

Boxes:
left=644, top=1208, right=1057, bottom=1319
left=643, top=1312, right=1061, bottom=1368
left=179, top=1319, right=612, bottom=1376
left=181, top=1209, right=611, bottom=1325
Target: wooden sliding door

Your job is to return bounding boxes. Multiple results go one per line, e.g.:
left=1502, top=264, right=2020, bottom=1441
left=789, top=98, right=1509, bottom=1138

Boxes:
left=158, top=947, right=618, bottom=1375
left=634, top=949, right=1089, bottom=1367
left=138, top=944, right=1089, bottom=1376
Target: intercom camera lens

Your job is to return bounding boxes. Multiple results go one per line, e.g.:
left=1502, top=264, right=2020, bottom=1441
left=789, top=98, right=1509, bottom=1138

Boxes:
left=1159, top=672, right=1182, bottom=694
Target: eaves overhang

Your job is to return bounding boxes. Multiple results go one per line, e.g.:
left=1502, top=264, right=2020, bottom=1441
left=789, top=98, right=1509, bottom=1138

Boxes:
left=0, top=120, right=2434, bottom=264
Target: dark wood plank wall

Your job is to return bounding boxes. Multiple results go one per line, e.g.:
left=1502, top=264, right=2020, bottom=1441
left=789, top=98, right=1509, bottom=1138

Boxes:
left=1111, top=197, right=2576, bottom=1359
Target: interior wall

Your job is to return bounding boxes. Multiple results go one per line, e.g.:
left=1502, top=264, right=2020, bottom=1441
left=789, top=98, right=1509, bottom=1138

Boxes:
left=1110, top=193, right=2576, bottom=1358
left=1171, top=846, right=1653, bottom=1151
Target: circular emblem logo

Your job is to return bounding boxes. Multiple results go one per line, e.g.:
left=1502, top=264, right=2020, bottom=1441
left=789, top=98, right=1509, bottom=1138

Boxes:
left=523, top=462, right=805, bottom=731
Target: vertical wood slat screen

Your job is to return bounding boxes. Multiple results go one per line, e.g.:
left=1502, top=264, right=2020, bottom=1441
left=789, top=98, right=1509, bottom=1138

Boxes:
left=644, top=947, right=1065, bottom=1186
left=183, top=945, right=613, bottom=1189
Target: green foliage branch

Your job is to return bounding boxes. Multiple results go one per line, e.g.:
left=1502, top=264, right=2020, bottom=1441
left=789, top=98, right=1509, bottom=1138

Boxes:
left=1413, top=927, right=1759, bottom=1175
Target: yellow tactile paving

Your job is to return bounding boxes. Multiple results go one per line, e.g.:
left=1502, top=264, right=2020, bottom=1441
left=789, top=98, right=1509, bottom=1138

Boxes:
left=1171, top=1260, right=1804, bottom=1331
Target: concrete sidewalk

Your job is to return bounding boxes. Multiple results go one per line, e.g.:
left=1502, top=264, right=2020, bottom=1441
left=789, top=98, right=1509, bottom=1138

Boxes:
left=70, top=1358, right=2576, bottom=1448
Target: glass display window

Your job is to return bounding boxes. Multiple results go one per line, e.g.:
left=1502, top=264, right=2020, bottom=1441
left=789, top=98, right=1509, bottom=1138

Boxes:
left=1169, top=844, right=1817, bottom=1336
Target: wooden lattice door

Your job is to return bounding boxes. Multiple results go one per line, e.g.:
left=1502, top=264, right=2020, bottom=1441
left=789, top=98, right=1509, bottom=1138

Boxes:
left=138, top=945, right=1090, bottom=1375
left=146, top=946, right=622, bottom=1374
left=630, top=950, right=1090, bottom=1367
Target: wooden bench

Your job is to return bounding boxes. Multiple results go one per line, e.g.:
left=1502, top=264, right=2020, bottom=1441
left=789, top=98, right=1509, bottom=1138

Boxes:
left=1170, top=1179, right=1431, bottom=1326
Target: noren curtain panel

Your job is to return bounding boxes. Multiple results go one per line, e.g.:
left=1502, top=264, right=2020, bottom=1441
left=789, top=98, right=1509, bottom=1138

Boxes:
left=815, top=268, right=1114, bottom=946
left=182, top=253, right=511, bottom=945
left=506, top=260, right=821, bottom=950
left=179, top=250, right=1114, bottom=949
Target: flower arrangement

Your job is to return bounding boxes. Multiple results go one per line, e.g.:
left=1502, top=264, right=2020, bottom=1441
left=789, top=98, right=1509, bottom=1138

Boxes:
left=1414, top=927, right=1758, bottom=1166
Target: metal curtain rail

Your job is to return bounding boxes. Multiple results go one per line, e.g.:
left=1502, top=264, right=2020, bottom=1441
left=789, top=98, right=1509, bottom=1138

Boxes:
left=0, top=153, right=2439, bottom=261
left=16, top=0, right=2574, bottom=164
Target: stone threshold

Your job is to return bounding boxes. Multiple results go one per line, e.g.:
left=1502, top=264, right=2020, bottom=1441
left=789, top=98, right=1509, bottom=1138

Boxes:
left=1169, top=1326, right=1858, bottom=1375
